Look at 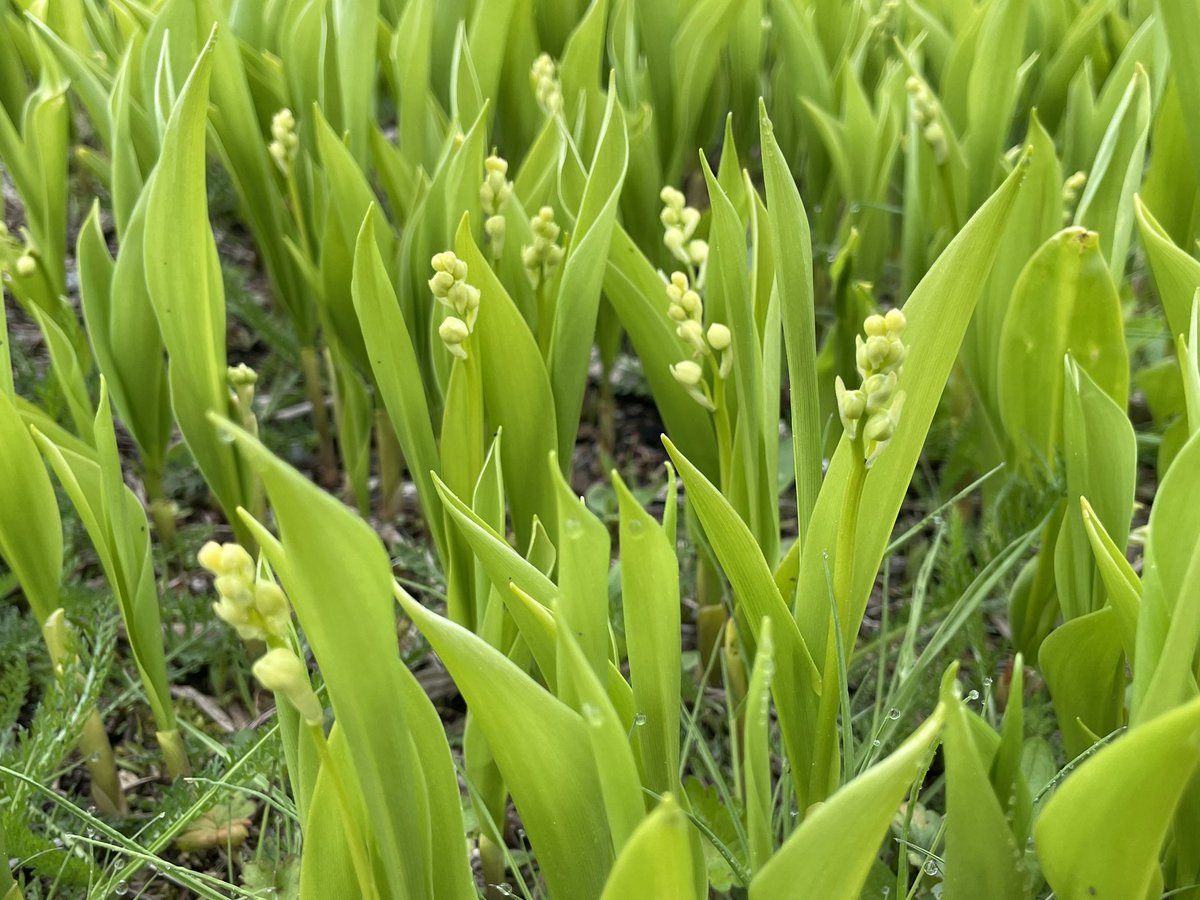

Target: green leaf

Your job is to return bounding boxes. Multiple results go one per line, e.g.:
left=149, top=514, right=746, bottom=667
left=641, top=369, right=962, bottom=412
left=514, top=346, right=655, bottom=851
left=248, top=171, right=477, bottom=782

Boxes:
left=0, top=391, right=62, bottom=624
left=997, top=228, right=1128, bottom=468
left=941, top=677, right=1027, bottom=898
left=394, top=585, right=614, bottom=900
left=221, top=419, right=475, bottom=900
left=599, top=796, right=700, bottom=900
left=749, top=702, right=945, bottom=900
left=744, top=618, right=774, bottom=874
left=1072, top=65, right=1151, bottom=277
left=615, top=470, right=682, bottom=797
left=760, top=103, right=820, bottom=549
left=1133, top=194, right=1200, bottom=341
left=455, top=214, right=558, bottom=546
left=548, top=88, right=628, bottom=459
left=1039, top=606, right=1126, bottom=760
left=143, top=29, right=246, bottom=534
left=1035, top=695, right=1200, bottom=899
left=1053, top=359, right=1136, bottom=620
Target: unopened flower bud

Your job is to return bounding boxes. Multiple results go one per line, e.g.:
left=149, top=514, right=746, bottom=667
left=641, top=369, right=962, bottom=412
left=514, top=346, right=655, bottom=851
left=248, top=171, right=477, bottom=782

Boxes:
left=884, top=308, right=906, bottom=334
left=253, top=648, right=323, bottom=726
left=671, top=360, right=704, bottom=387
left=677, top=319, right=706, bottom=352
left=439, top=316, right=471, bottom=359
left=15, top=255, right=36, bottom=277
left=864, top=314, right=887, bottom=337
left=707, top=323, right=732, bottom=351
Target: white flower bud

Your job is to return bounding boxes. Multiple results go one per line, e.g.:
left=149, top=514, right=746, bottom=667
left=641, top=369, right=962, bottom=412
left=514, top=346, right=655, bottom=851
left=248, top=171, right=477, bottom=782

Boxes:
left=671, top=360, right=704, bottom=387
left=253, top=649, right=324, bottom=725
left=884, top=308, right=906, bottom=335
left=15, top=255, right=36, bottom=277
left=707, top=323, right=731, bottom=351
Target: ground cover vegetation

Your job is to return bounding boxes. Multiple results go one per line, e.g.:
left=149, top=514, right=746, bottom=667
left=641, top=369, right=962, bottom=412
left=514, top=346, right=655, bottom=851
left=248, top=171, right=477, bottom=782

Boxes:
left=2, top=0, right=1200, bottom=897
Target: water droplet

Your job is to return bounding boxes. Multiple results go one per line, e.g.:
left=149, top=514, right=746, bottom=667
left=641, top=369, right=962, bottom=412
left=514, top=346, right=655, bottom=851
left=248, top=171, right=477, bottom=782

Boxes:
left=88, top=752, right=101, bottom=763
left=632, top=713, right=647, bottom=727
left=983, top=677, right=993, bottom=688
left=923, top=859, right=940, bottom=877
left=872, top=739, right=881, bottom=747
left=581, top=703, right=601, bottom=723
left=495, top=883, right=514, bottom=896
left=114, top=881, right=129, bottom=896
left=966, top=689, right=979, bottom=702
left=887, top=707, right=901, bottom=720
left=882, top=888, right=891, bottom=897
left=849, top=202, right=862, bottom=214
left=790, top=809, right=799, bottom=818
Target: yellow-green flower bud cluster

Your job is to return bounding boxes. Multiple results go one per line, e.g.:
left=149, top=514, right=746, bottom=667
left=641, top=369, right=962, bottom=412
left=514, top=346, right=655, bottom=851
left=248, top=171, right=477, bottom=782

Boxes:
left=252, top=647, right=324, bottom=726
left=530, top=53, right=562, bottom=115
left=660, top=187, right=709, bottom=272
left=906, top=78, right=948, bottom=166
left=480, top=154, right=512, bottom=260
left=198, top=542, right=292, bottom=642
left=836, top=309, right=908, bottom=467
left=522, top=206, right=564, bottom=289
left=666, top=271, right=732, bottom=410
left=269, top=108, right=299, bottom=173
left=1061, top=171, right=1087, bottom=224
left=867, top=0, right=899, bottom=39
left=430, top=251, right=480, bottom=360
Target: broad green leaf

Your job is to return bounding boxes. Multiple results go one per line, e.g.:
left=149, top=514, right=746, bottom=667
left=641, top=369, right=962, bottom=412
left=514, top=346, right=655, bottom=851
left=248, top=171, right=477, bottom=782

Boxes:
left=663, top=437, right=821, bottom=807
left=749, top=703, right=945, bottom=900
left=760, top=104, right=820, bottom=549
left=143, top=30, right=246, bottom=536
left=1080, top=496, right=1141, bottom=664
left=1133, top=431, right=1200, bottom=722
left=332, top=0, right=377, bottom=162
left=394, top=584, right=613, bottom=900
left=350, top=211, right=445, bottom=559
left=599, top=796, right=700, bottom=900
left=1039, top=606, right=1126, bottom=760
left=1134, top=195, right=1200, bottom=340
left=0, top=391, right=62, bottom=624
left=1036, top=695, right=1200, bottom=899
left=551, top=455, right=611, bottom=680
left=744, top=618, right=774, bottom=874
left=796, top=152, right=1029, bottom=677
left=997, top=228, right=1128, bottom=467
left=548, top=89, right=628, bottom=459
left=615, top=471, right=682, bottom=797
left=455, top=214, right=558, bottom=546
left=555, top=605, right=644, bottom=850
left=1157, top=0, right=1200, bottom=189
left=1054, top=359, right=1135, bottom=620
left=1072, top=66, right=1151, bottom=277
left=223, top=420, right=475, bottom=900
left=941, top=677, right=1026, bottom=898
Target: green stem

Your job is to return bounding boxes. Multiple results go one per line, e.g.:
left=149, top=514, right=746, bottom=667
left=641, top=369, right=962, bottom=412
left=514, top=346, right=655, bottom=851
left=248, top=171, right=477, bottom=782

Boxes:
left=143, top=462, right=176, bottom=549
left=307, top=723, right=380, bottom=900
left=535, top=279, right=552, bottom=358
left=300, top=346, right=338, bottom=487
left=811, top=443, right=868, bottom=805
left=712, top=374, right=734, bottom=493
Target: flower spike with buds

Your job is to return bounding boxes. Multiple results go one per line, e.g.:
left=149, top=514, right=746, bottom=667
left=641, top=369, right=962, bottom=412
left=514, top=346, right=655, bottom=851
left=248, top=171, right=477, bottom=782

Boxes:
left=837, top=309, right=908, bottom=468
left=530, top=53, right=562, bottom=115
left=522, top=207, right=564, bottom=289
left=660, top=187, right=709, bottom=276
left=430, top=251, right=481, bottom=358
left=198, top=542, right=293, bottom=642
left=480, top=153, right=512, bottom=260
left=269, top=108, right=299, bottom=173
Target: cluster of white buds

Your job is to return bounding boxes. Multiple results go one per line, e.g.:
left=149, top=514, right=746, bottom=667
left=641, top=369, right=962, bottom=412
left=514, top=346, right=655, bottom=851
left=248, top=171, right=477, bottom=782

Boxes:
left=268, top=108, right=299, bottom=173
left=867, top=0, right=899, bottom=39
left=252, top=647, right=324, bottom=726
left=1061, top=171, right=1087, bottom=224
left=480, top=154, right=512, bottom=260
left=906, top=78, right=947, bottom=166
left=530, top=53, right=562, bottom=115
left=198, top=542, right=292, bottom=642
left=666, top=271, right=732, bottom=410
left=522, top=206, right=565, bottom=289
left=660, top=186, right=708, bottom=273
left=430, top=251, right=480, bottom=360
left=836, top=309, right=908, bottom=468
left=227, top=363, right=259, bottom=435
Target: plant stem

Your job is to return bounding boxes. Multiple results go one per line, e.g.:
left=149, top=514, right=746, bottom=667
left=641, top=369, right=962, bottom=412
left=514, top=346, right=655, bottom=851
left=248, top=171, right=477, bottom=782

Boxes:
left=375, top=409, right=402, bottom=520
left=156, top=728, right=191, bottom=780
left=143, top=462, right=176, bottom=549
left=300, top=346, right=338, bottom=488
left=307, top=723, right=379, bottom=900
